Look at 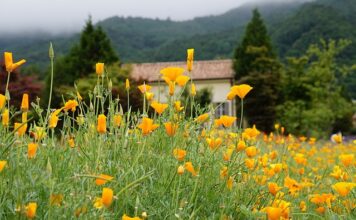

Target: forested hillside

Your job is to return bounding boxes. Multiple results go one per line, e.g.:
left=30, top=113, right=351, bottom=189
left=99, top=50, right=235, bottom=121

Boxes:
left=1, top=0, right=355, bottom=97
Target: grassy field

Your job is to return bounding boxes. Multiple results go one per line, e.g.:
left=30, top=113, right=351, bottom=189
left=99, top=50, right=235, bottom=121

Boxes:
left=0, top=52, right=355, bottom=219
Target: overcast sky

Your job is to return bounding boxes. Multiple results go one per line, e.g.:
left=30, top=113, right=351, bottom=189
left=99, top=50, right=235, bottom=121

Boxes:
left=0, top=0, right=305, bottom=34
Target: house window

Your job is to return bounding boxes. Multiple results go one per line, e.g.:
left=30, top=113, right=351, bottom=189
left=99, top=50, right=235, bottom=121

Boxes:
left=214, top=102, right=229, bottom=117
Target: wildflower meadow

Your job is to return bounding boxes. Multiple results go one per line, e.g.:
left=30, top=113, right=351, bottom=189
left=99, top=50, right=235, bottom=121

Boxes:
left=0, top=48, right=355, bottom=220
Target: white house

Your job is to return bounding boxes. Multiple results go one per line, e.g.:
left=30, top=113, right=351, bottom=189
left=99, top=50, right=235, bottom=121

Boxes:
left=130, top=59, right=236, bottom=117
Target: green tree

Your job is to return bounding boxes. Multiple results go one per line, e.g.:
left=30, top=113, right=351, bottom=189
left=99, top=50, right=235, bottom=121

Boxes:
left=44, top=17, right=119, bottom=106
left=277, top=39, right=355, bottom=137
left=233, top=9, right=281, bottom=132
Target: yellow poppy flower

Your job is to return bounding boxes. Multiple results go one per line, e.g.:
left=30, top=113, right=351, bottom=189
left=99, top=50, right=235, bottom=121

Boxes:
left=191, top=83, right=196, bottom=96
left=176, top=75, right=190, bottom=87
left=0, top=94, right=5, bottom=109
left=0, top=161, right=7, bottom=172
left=25, top=202, right=37, bottom=219
left=65, top=137, right=74, bottom=148
left=174, top=101, right=184, bottom=112
left=220, top=166, right=228, bottom=179
left=187, top=48, right=194, bottom=71
left=226, top=91, right=235, bottom=100
left=227, top=176, right=234, bottom=190
left=230, top=84, right=253, bottom=99
left=218, top=115, right=236, bottom=128
left=21, top=93, right=29, bottom=111
left=332, top=182, right=356, bottom=197
left=195, top=113, right=209, bottom=123
left=122, top=214, right=143, bottom=220
left=245, top=146, right=257, bottom=158
left=4, top=52, right=26, bottom=72
left=245, top=158, right=255, bottom=170
left=145, top=92, right=154, bottom=101
left=2, top=109, right=9, bottom=127
left=168, top=81, right=175, bottom=96
left=50, top=194, right=64, bottom=206
left=264, top=207, right=282, bottom=220
left=299, top=201, right=306, bottom=212
left=33, top=126, right=46, bottom=141
left=177, top=165, right=185, bottom=175
left=49, top=108, right=62, bottom=129
left=339, top=154, right=354, bottom=167
left=138, top=84, right=152, bottom=94
left=237, top=140, right=246, bottom=151
left=14, top=122, right=27, bottom=136
left=205, top=137, right=222, bottom=150
left=223, top=147, right=234, bottom=161
left=160, top=67, right=185, bottom=82
left=125, top=79, right=130, bottom=90
left=22, top=112, right=27, bottom=123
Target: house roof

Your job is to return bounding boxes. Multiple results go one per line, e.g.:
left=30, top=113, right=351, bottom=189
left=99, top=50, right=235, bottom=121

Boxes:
left=129, top=59, right=234, bottom=82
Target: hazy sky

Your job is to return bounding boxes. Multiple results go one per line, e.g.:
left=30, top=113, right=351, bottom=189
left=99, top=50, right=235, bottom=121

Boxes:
left=0, top=0, right=304, bottom=34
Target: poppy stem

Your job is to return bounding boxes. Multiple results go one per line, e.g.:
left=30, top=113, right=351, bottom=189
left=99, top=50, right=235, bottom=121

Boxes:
left=5, top=71, right=11, bottom=108
left=46, top=49, right=54, bottom=121
left=239, top=99, right=244, bottom=131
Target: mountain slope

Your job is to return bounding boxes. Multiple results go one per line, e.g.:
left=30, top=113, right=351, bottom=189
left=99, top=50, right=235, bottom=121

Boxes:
left=0, top=0, right=355, bottom=97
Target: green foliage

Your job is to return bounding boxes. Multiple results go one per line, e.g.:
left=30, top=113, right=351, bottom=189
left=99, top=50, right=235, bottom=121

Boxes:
left=233, top=9, right=282, bottom=132
left=277, top=39, right=355, bottom=137
left=75, top=63, right=143, bottom=113
left=43, top=18, right=119, bottom=107
left=233, top=10, right=275, bottom=78
left=182, top=87, right=213, bottom=117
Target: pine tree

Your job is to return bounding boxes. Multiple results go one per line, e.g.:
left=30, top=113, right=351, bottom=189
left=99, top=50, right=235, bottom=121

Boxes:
left=233, top=9, right=281, bottom=132
left=44, top=17, right=119, bottom=106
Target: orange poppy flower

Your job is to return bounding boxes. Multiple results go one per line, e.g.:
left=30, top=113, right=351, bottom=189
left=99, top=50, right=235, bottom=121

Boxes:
left=137, top=117, right=159, bottom=135
left=113, top=114, right=122, bottom=127
left=97, top=114, right=107, bottom=134
left=164, top=122, right=178, bottom=137
left=184, top=162, right=197, bottom=176
left=173, top=148, right=186, bottom=161
left=96, top=63, right=104, bottom=76
left=63, top=100, right=78, bottom=112
left=28, top=143, right=38, bottom=159
left=102, top=187, right=113, bottom=207
left=95, top=174, right=114, bottom=186
left=150, top=102, right=168, bottom=115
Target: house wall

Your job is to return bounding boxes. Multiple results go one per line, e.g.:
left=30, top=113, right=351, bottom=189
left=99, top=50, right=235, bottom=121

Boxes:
left=148, top=79, right=236, bottom=117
